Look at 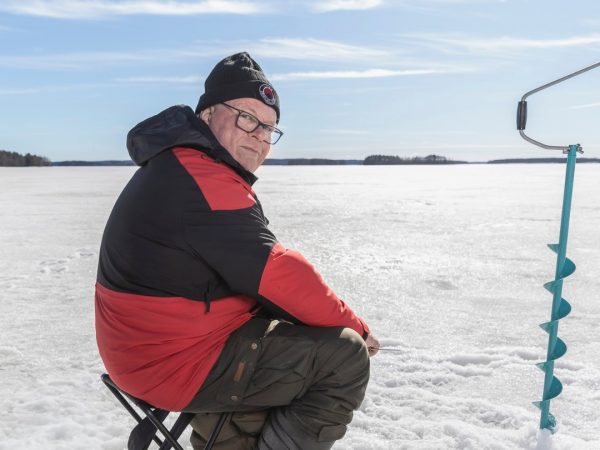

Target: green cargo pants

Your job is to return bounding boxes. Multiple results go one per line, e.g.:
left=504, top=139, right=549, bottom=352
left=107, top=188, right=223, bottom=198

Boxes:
left=183, top=317, right=370, bottom=450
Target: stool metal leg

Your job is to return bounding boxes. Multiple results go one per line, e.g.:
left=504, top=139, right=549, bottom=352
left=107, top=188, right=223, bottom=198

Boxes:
left=141, top=405, right=184, bottom=450
left=156, top=413, right=194, bottom=450
left=102, top=374, right=228, bottom=450
left=102, top=374, right=164, bottom=448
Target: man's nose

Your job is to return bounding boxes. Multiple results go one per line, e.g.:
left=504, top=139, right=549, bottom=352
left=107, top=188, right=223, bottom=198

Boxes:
left=250, top=126, right=269, bottom=142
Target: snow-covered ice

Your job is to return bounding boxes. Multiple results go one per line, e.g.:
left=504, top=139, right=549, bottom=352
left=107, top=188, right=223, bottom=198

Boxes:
left=1, top=164, right=599, bottom=449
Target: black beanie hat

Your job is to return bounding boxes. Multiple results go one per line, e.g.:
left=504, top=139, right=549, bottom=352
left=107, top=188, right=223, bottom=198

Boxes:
left=195, top=52, right=280, bottom=122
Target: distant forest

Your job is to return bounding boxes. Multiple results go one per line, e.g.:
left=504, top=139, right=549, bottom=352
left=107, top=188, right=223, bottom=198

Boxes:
left=52, top=160, right=134, bottom=166
left=364, top=154, right=467, bottom=165
left=0, top=150, right=50, bottom=166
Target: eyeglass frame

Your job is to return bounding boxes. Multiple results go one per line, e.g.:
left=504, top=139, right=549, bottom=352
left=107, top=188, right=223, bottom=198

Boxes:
left=220, top=102, right=283, bottom=145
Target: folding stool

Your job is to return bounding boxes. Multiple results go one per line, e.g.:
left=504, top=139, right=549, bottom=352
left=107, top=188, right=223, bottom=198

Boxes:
left=101, top=373, right=229, bottom=450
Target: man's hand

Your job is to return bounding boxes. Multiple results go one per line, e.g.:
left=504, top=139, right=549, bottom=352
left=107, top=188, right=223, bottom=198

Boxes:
left=365, top=333, right=380, bottom=357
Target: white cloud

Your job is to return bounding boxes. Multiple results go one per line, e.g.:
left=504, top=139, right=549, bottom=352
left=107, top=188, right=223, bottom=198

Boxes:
left=405, top=33, right=600, bottom=55
left=308, top=0, right=502, bottom=13
left=113, top=67, right=451, bottom=86
left=0, top=82, right=116, bottom=95
left=459, top=35, right=600, bottom=51
left=567, top=102, right=600, bottom=110
left=271, top=68, right=454, bottom=81
left=407, top=0, right=507, bottom=3
left=116, top=64, right=469, bottom=85
left=115, top=75, right=203, bottom=83
left=109, top=65, right=467, bottom=87
left=312, top=0, right=382, bottom=12
left=0, top=50, right=170, bottom=69
left=250, top=38, right=389, bottom=62
left=0, top=0, right=260, bottom=19
left=0, top=38, right=392, bottom=70
left=0, top=87, right=40, bottom=95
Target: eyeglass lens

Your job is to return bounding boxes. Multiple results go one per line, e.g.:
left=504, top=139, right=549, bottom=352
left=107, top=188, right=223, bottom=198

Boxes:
left=223, top=104, right=282, bottom=144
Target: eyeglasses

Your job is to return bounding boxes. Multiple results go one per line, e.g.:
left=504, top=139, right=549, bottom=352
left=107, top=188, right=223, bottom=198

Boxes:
left=220, top=103, right=283, bottom=145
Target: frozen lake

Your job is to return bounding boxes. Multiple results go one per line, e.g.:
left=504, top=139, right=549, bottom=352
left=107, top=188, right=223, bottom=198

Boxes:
left=1, top=164, right=599, bottom=449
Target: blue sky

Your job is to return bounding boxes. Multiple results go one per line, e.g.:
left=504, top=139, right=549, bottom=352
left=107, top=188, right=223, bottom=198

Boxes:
left=1, top=0, right=600, bottom=162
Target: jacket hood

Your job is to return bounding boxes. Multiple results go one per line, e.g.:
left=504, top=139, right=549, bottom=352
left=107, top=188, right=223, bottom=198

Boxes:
left=126, top=105, right=257, bottom=185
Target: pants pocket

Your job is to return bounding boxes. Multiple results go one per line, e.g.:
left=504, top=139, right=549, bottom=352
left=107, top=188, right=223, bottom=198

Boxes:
left=242, top=368, right=307, bottom=407
left=238, top=336, right=316, bottom=408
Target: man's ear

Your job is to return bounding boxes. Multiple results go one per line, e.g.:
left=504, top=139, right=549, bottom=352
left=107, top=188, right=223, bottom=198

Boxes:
left=199, top=106, right=214, bottom=126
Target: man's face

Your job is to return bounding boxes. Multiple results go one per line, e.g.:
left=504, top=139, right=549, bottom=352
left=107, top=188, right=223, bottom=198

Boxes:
left=204, top=97, right=277, bottom=173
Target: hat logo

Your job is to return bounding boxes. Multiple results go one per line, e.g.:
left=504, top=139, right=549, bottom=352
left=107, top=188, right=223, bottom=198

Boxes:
left=259, top=84, right=276, bottom=106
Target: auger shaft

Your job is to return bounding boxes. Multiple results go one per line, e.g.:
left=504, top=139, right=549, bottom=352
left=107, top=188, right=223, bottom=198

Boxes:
left=538, top=145, right=578, bottom=430
left=554, top=147, right=577, bottom=281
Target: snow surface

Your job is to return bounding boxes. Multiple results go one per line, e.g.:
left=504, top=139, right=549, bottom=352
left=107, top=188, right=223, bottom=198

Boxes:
left=1, top=165, right=600, bottom=450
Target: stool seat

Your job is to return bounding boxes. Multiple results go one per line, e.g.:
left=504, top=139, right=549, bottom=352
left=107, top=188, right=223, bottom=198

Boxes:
left=101, top=374, right=229, bottom=450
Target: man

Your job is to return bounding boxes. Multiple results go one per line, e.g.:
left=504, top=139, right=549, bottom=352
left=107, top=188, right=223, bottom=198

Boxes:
left=95, top=52, right=379, bottom=450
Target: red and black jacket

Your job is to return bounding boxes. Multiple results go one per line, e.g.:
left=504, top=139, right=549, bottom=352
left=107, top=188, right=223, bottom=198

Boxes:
left=95, top=105, right=370, bottom=410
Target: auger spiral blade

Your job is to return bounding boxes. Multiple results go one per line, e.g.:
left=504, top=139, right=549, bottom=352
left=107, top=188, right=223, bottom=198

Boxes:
left=536, top=335, right=567, bottom=361
left=533, top=376, right=563, bottom=406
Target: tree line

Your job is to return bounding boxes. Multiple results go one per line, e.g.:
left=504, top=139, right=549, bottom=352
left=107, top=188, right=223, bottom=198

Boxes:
left=364, top=154, right=466, bottom=165
left=0, top=150, right=51, bottom=166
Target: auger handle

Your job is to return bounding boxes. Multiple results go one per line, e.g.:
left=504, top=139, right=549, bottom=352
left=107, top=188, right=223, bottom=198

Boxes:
left=517, top=61, right=600, bottom=153
left=517, top=101, right=527, bottom=131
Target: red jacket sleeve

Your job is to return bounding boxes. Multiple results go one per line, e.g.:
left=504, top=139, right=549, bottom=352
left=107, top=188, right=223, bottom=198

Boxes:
left=259, top=242, right=369, bottom=338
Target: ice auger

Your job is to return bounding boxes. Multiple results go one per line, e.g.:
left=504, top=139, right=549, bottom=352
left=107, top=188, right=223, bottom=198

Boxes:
left=517, top=61, right=600, bottom=432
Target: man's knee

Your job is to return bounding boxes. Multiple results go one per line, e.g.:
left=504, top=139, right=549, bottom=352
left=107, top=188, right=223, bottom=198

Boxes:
left=319, top=327, right=370, bottom=396
left=337, top=328, right=370, bottom=370
left=263, top=322, right=370, bottom=398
